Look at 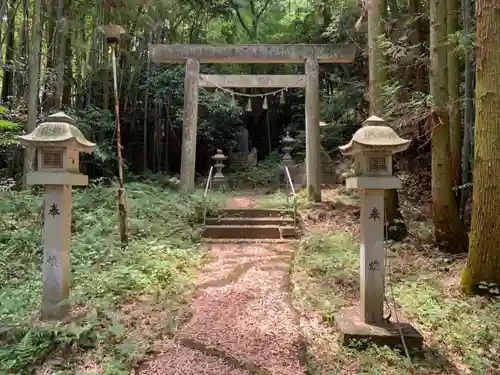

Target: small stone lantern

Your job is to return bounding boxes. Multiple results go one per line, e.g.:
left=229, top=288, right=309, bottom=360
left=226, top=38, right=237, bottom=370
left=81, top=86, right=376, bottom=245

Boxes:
left=18, top=112, right=95, bottom=320
left=281, top=131, right=295, bottom=167
left=100, top=24, right=126, bottom=45
left=212, top=149, right=227, bottom=188
left=334, top=115, right=422, bottom=348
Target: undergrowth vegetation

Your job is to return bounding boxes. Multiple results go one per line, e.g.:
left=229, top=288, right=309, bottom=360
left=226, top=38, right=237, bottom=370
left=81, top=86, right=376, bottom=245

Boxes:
left=294, top=215, right=500, bottom=375
left=0, top=181, right=223, bottom=374
left=228, top=151, right=283, bottom=188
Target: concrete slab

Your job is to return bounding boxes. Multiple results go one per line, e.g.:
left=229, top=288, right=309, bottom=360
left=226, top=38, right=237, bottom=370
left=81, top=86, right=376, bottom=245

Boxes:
left=334, top=308, right=423, bottom=349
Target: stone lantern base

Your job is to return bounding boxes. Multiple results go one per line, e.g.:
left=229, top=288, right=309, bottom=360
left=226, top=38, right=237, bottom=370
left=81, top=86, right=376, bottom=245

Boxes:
left=334, top=308, right=423, bottom=349
left=212, top=175, right=227, bottom=189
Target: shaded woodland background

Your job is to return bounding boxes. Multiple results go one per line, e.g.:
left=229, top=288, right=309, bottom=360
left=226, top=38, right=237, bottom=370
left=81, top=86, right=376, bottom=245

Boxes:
left=0, top=0, right=428, bottom=178
left=0, top=0, right=491, bottom=280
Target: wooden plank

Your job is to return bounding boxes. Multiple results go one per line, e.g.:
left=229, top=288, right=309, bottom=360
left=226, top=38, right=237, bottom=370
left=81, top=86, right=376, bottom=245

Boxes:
left=198, top=75, right=306, bottom=88
left=149, top=44, right=356, bottom=63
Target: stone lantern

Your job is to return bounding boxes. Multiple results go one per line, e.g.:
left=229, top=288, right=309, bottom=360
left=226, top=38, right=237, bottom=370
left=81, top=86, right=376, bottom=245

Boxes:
left=100, top=24, right=126, bottom=45
left=18, top=112, right=95, bottom=320
left=334, top=115, right=422, bottom=348
left=212, top=149, right=227, bottom=188
left=281, top=131, right=295, bottom=168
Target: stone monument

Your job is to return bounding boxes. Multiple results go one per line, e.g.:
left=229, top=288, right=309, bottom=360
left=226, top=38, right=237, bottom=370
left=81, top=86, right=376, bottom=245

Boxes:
left=18, top=112, right=95, bottom=320
left=212, top=149, right=227, bottom=188
left=334, top=115, right=423, bottom=348
left=231, top=126, right=250, bottom=169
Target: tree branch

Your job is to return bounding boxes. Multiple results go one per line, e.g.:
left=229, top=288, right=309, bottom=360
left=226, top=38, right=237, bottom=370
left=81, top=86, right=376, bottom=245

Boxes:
left=230, top=0, right=251, bottom=37
left=249, top=0, right=256, bottom=17
left=256, top=0, right=272, bottom=20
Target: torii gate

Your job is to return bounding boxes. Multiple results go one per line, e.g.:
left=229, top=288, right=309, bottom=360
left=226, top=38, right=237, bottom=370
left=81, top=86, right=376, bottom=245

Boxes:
left=149, top=44, right=356, bottom=201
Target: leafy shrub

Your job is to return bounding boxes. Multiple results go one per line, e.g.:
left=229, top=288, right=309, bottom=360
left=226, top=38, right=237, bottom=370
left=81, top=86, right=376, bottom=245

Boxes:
left=229, top=151, right=282, bottom=188
left=0, top=181, right=223, bottom=373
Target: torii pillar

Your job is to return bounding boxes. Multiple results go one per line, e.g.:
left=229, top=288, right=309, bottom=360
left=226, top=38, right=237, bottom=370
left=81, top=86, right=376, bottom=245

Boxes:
left=149, top=44, right=356, bottom=199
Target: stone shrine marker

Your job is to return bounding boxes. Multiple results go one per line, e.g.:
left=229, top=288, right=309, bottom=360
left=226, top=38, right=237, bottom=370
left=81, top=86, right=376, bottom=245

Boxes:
left=149, top=43, right=356, bottom=201
left=335, top=116, right=423, bottom=348
left=18, top=112, right=95, bottom=320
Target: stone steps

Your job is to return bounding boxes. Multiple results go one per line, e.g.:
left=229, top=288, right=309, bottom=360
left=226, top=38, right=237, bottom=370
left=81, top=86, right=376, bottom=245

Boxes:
left=219, top=208, right=294, bottom=218
left=203, top=208, right=299, bottom=240
left=203, top=225, right=298, bottom=239
left=202, top=238, right=295, bottom=244
left=205, top=217, right=294, bottom=226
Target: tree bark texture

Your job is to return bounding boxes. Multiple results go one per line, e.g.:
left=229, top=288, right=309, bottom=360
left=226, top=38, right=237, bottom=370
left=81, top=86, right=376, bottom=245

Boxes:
left=368, top=0, right=385, bottom=115
left=461, top=0, right=500, bottom=293
left=429, top=0, right=467, bottom=252
left=447, top=0, right=462, bottom=194
left=23, top=0, right=42, bottom=189
left=368, top=0, right=408, bottom=240
left=459, top=0, right=475, bottom=218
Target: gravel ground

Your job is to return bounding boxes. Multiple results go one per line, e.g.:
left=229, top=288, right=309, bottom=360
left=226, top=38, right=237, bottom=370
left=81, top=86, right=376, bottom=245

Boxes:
left=178, top=242, right=304, bottom=375
left=140, top=242, right=305, bottom=375
left=138, top=339, right=253, bottom=375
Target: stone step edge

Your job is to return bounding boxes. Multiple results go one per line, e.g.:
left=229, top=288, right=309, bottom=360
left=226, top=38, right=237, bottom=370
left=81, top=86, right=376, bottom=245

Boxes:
left=202, top=238, right=297, bottom=244
left=206, top=217, right=294, bottom=222
left=204, top=225, right=297, bottom=229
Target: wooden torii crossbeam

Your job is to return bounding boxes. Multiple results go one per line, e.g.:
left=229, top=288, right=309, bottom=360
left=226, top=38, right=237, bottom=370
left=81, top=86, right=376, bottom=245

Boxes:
left=149, top=43, right=356, bottom=201
left=150, top=44, right=355, bottom=63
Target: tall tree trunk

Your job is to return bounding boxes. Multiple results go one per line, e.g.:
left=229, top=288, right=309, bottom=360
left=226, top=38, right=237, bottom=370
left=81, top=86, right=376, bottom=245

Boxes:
left=62, top=22, right=72, bottom=107
left=165, top=92, right=174, bottom=173
left=1, top=4, right=15, bottom=103
left=369, top=0, right=408, bottom=240
left=447, top=0, right=461, bottom=198
left=143, top=34, right=151, bottom=172
left=429, top=0, right=467, bottom=252
left=410, top=0, right=426, bottom=93
left=102, top=6, right=110, bottom=111
left=53, top=0, right=68, bottom=110
left=22, top=0, right=42, bottom=188
left=459, top=0, right=475, bottom=218
left=15, top=0, right=28, bottom=98
left=461, top=0, right=500, bottom=293
left=42, top=0, right=56, bottom=114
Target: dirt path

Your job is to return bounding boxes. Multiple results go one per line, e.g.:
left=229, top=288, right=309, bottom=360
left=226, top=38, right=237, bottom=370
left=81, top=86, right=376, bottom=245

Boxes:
left=139, top=196, right=305, bottom=375
left=224, top=195, right=256, bottom=209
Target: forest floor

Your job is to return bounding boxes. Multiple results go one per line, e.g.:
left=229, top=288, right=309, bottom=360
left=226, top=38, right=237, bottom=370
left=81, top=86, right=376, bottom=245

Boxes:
left=289, top=186, right=500, bottom=375
left=1, top=180, right=499, bottom=375
left=0, top=178, right=226, bottom=375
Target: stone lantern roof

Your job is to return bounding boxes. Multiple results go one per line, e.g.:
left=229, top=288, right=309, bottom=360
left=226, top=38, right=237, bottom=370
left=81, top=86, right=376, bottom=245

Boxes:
left=18, top=112, right=95, bottom=152
left=339, top=115, right=411, bottom=155
left=282, top=131, right=294, bottom=144
left=100, top=24, right=126, bottom=45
